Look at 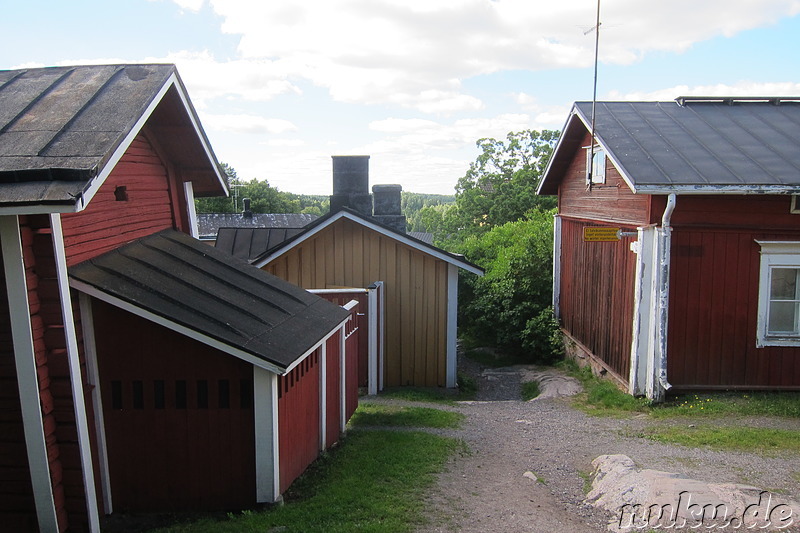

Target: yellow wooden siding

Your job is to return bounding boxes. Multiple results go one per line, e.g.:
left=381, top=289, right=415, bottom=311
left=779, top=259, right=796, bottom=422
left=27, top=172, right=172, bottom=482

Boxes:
left=262, top=218, right=448, bottom=387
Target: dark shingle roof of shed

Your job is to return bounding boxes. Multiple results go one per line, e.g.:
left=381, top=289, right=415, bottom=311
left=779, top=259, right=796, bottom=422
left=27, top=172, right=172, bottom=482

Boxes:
left=197, top=212, right=319, bottom=239
left=0, top=64, right=225, bottom=208
left=215, top=227, right=307, bottom=261
left=69, top=230, right=350, bottom=372
left=540, top=98, right=800, bottom=194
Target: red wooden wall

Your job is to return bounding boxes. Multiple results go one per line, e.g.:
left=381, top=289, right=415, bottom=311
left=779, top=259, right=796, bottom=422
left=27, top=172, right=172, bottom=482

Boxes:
left=278, top=350, right=321, bottom=494
left=557, top=130, right=652, bottom=226
left=325, top=333, right=341, bottom=447
left=61, top=133, right=185, bottom=267
left=316, top=291, right=369, bottom=387
left=667, top=195, right=800, bottom=390
left=344, top=313, right=360, bottom=419
left=559, top=217, right=638, bottom=382
left=92, top=300, right=256, bottom=512
left=0, top=232, right=39, bottom=532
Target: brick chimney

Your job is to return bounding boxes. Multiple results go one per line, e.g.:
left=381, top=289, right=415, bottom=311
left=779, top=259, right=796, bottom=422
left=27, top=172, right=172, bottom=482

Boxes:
left=330, top=156, right=372, bottom=217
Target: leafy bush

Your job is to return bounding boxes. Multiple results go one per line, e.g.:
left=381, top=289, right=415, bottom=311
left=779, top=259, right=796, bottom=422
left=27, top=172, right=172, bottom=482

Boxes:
left=456, top=209, right=560, bottom=362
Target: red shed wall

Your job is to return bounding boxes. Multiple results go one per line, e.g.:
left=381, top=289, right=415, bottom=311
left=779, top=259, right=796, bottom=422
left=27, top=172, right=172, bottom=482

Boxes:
left=325, top=332, right=342, bottom=447
left=0, top=234, right=39, bottom=532
left=559, top=217, right=638, bottom=382
left=91, top=300, right=256, bottom=512
left=557, top=131, right=652, bottom=226
left=278, top=350, right=321, bottom=494
left=61, top=133, right=187, bottom=267
left=667, top=195, right=800, bottom=389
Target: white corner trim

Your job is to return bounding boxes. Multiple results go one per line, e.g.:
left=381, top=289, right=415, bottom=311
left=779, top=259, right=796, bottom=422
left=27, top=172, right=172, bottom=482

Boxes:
left=78, top=293, right=113, bottom=515
left=552, top=214, right=562, bottom=317
left=319, top=341, right=327, bottom=451
left=628, top=226, right=656, bottom=396
left=446, top=264, right=458, bottom=388
left=367, top=286, right=378, bottom=396
left=184, top=182, right=199, bottom=238
left=254, top=368, right=280, bottom=503
left=339, top=325, right=347, bottom=433
left=0, top=215, right=59, bottom=533
left=50, top=215, right=100, bottom=531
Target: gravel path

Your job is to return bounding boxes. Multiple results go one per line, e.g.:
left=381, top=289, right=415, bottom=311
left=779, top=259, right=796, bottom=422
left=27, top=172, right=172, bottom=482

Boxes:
left=367, top=354, right=800, bottom=533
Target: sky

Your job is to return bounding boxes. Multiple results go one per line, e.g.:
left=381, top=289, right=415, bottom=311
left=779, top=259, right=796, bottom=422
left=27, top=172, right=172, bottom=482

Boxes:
left=2, top=0, right=800, bottom=196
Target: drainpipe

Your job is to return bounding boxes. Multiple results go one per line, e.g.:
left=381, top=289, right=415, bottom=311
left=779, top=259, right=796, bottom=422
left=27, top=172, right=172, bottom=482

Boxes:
left=650, top=193, right=676, bottom=402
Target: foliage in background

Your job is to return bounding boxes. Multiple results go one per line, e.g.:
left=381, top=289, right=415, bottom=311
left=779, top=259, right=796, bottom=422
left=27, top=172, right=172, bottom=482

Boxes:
left=402, top=192, right=454, bottom=232
left=457, top=210, right=562, bottom=362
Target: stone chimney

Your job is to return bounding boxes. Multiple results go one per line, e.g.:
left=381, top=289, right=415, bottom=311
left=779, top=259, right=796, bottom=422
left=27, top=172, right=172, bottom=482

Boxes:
left=330, top=156, right=372, bottom=217
left=372, top=184, right=406, bottom=233
left=242, top=197, right=253, bottom=219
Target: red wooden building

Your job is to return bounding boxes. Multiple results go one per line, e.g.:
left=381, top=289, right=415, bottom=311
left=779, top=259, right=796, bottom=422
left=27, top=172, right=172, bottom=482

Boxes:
left=538, top=97, right=800, bottom=401
left=0, top=64, right=359, bottom=532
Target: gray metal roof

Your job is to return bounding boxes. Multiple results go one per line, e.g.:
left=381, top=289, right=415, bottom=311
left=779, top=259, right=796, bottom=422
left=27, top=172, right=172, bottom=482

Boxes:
left=0, top=64, right=226, bottom=210
left=539, top=98, right=800, bottom=195
left=197, top=213, right=320, bottom=239
left=215, top=227, right=307, bottom=261
left=69, top=230, right=350, bottom=373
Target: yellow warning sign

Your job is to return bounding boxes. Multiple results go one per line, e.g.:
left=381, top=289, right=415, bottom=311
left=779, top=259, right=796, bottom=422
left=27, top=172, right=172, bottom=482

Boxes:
left=583, top=227, right=620, bottom=242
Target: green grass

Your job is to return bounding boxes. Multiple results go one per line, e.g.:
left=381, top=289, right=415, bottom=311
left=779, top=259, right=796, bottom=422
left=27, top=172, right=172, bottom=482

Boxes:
left=379, top=372, right=477, bottom=404
left=349, top=403, right=465, bottom=429
left=642, top=425, right=800, bottom=454
left=153, top=407, right=465, bottom=533
left=559, top=359, right=800, bottom=419
left=521, top=380, right=541, bottom=401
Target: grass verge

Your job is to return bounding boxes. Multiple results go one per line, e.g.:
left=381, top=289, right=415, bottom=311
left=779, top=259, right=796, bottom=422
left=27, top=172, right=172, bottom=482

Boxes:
left=349, top=403, right=465, bottom=429
left=559, top=359, right=800, bottom=419
left=642, top=425, right=800, bottom=455
left=521, top=381, right=541, bottom=401
left=379, top=372, right=477, bottom=404
left=155, top=431, right=462, bottom=533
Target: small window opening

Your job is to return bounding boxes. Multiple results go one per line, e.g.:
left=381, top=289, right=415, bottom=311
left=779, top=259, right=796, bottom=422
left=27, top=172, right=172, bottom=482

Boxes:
left=197, top=380, right=209, bottom=409
left=218, top=379, right=230, bottom=409
left=154, top=380, right=165, bottom=409
left=132, top=380, right=144, bottom=409
left=114, top=186, right=128, bottom=201
left=175, top=380, right=187, bottom=409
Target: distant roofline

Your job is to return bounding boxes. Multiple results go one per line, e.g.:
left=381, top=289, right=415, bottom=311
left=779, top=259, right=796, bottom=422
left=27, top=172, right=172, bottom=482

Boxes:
left=676, top=96, right=800, bottom=106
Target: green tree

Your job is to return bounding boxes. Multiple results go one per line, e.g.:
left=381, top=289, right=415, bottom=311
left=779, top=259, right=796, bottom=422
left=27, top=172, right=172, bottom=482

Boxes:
left=194, top=163, right=300, bottom=214
left=452, top=129, right=558, bottom=235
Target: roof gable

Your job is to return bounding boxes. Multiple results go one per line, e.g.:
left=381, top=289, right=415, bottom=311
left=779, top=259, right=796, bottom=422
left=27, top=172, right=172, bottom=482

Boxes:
left=539, top=98, right=800, bottom=195
left=68, top=230, right=350, bottom=373
left=0, top=64, right=227, bottom=213
left=250, top=208, right=484, bottom=275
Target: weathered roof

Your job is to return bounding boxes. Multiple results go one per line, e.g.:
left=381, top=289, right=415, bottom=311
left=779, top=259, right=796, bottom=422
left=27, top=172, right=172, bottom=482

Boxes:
left=408, top=231, right=434, bottom=245
left=250, top=207, right=484, bottom=276
left=539, top=98, right=800, bottom=195
left=69, top=230, right=350, bottom=373
left=197, top=212, right=319, bottom=239
left=215, top=227, right=307, bottom=261
left=0, top=64, right=226, bottom=212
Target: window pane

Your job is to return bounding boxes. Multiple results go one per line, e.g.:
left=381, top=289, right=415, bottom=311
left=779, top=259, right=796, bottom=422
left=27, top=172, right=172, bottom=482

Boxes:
left=770, top=268, right=798, bottom=300
left=768, top=301, right=797, bottom=333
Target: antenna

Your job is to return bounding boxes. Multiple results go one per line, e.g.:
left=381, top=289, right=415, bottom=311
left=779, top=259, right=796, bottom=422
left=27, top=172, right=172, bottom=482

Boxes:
left=587, top=0, right=601, bottom=192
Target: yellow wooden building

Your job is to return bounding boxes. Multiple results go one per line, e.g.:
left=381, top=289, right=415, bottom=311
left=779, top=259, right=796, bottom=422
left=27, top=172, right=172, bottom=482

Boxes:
left=251, top=209, right=483, bottom=388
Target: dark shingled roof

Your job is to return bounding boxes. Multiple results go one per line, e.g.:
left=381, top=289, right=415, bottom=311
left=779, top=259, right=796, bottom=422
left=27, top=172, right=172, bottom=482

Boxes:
left=69, top=230, right=350, bottom=372
left=0, top=64, right=225, bottom=209
left=539, top=98, right=800, bottom=195
left=197, top=212, right=319, bottom=239
left=215, top=227, right=307, bottom=261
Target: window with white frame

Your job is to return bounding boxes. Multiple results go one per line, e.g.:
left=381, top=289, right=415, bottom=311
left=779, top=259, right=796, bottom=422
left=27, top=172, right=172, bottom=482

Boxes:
left=585, top=145, right=606, bottom=184
left=756, top=241, right=800, bottom=347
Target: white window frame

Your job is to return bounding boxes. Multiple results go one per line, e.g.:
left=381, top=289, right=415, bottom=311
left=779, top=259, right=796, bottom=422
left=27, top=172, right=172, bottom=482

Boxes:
left=585, top=145, right=606, bottom=184
left=756, top=241, right=800, bottom=347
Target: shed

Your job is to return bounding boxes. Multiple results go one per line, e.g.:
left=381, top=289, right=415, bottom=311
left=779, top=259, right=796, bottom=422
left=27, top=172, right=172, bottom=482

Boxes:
left=0, top=64, right=360, bottom=532
left=538, top=97, right=800, bottom=401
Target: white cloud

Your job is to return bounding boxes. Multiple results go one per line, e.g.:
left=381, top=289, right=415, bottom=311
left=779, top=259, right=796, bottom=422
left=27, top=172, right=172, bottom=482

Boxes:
left=607, top=81, right=800, bottom=101
left=201, top=113, right=297, bottom=134
left=191, top=0, right=800, bottom=112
